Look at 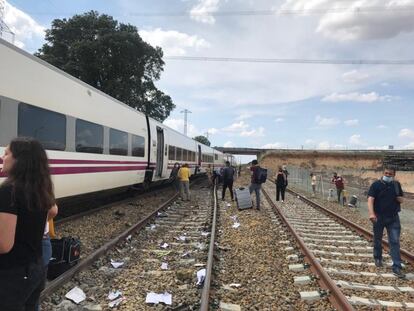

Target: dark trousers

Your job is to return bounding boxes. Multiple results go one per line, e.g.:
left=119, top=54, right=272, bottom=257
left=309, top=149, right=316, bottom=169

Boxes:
left=222, top=181, right=234, bottom=200
left=0, top=261, right=45, bottom=311
left=336, top=188, right=343, bottom=203
left=276, top=185, right=286, bottom=201
left=373, top=214, right=401, bottom=269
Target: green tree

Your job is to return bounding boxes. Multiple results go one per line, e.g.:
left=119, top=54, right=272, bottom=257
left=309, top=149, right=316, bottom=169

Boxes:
left=193, top=135, right=211, bottom=146
left=35, top=11, right=174, bottom=122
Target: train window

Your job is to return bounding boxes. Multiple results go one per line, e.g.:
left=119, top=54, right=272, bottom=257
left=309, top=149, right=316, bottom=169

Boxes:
left=176, top=147, right=182, bottom=161
left=18, top=103, right=66, bottom=150
left=183, top=149, right=188, bottom=161
left=75, top=119, right=103, bottom=154
left=132, top=134, right=145, bottom=157
left=191, top=151, right=195, bottom=162
left=110, top=129, right=128, bottom=155
left=169, top=145, right=176, bottom=160
left=215, top=154, right=218, bottom=160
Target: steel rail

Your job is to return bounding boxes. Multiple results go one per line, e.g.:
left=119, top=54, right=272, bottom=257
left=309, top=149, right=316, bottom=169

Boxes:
left=200, top=183, right=218, bottom=310
left=287, top=188, right=414, bottom=264
left=40, top=192, right=179, bottom=301
left=262, top=188, right=355, bottom=311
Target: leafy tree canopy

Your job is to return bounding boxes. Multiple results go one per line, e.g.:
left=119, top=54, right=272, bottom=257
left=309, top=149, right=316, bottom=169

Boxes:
left=193, top=135, right=211, bottom=146
left=35, top=11, right=174, bottom=122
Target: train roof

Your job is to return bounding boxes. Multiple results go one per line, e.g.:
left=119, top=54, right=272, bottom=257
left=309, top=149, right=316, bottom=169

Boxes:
left=0, top=38, right=218, bottom=153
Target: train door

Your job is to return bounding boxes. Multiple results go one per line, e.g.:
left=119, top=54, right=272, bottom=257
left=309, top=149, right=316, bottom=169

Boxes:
left=198, top=145, right=202, bottom=166
left=156, top=127, right=164, bottom=177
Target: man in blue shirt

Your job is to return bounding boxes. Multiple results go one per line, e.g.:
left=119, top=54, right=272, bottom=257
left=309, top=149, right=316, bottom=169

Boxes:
left=367, top=166, right=404, bottom=278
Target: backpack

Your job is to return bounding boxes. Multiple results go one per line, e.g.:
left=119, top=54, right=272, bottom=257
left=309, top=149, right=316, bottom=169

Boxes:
left=255, top=167, right=267, bottom=184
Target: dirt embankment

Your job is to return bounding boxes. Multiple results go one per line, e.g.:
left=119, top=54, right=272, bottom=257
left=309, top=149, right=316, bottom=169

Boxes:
left=260, top=151, right=414, bottom=193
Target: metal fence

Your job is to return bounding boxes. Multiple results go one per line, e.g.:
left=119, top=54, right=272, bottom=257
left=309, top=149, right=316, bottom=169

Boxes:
left=287, top=166, right=368, bottom=210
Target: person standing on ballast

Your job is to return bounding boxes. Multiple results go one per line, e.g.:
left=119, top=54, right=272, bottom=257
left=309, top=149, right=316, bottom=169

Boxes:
left=368, top=166, right=404, bottom=278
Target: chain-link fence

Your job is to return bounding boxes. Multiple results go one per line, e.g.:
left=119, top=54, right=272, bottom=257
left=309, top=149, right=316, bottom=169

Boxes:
left=287, top=166, right=369, bottom=211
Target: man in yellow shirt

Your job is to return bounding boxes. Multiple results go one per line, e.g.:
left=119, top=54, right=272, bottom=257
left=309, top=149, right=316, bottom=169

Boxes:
left=178, top=163, right=191, bottom=201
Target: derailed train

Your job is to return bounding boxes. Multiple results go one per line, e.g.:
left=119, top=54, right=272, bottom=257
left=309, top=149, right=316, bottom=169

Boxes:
left=0, top=38, right=233, bottom=200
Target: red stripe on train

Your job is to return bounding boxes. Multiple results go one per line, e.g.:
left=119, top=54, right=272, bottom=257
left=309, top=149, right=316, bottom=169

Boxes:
left=0, top=166, right=147, bottom=177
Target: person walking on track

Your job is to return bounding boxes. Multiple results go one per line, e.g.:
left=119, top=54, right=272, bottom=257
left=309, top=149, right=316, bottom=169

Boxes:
left=178, top=163, right=191, bottom=201
left=222, top=161, right=235, bottom=201
left=368, top=166, right=405, bottom=278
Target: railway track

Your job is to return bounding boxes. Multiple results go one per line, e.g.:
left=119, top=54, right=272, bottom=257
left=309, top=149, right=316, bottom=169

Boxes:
left=41, top=179, right=219, bottom=310
left=262, top=182, right=414, bottom=310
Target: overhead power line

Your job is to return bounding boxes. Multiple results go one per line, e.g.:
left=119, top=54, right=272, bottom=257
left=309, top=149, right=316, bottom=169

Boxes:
left=21, top=6, right=414, bottom=17
left=165, top=56, right=414, bottom=65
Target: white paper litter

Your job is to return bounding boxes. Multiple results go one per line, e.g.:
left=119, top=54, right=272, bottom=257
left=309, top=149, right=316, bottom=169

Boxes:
left=181, top=251, right=190, bottom=257
left=108, top=290, right=122, bottom=301
left=229, top=283, right=242, bottom=288
left=201, top=231, right=210, bottom=236
left=110, top=259, right=124, bottom=269
left=232, top=222, right=240, bottom=229
left=145, top=292, right=172, bottom=305
left=177, top=236, right=186, bottom=241
left=126, top=234, right=132, bottom=242
left=196, top=268, right=206, bottom=285
left=230, top=215, right=238, bottom=221
left=227, top=203, right=231, bottom=207
left=195, top=242, right=205, bottom=250
left=150, top=224, right=156, bottom=230
left=160, top=243, right=169, bottom=249
left=65, top=287, right=86, bottom=304
left=161, top=262, right=168, bottom=270
left=108, top=297, right=125, bottom=308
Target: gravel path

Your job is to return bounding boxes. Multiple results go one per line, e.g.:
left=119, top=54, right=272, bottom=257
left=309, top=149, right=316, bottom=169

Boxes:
left=42, top=183, right=212, bottom=310
left=211, top=174, right=334, bottom=310
left=55, top=188, right=176, bottom=259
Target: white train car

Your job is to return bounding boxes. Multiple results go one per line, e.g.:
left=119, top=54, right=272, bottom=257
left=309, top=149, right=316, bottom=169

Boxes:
left=0, top=38, right=222, bottom=200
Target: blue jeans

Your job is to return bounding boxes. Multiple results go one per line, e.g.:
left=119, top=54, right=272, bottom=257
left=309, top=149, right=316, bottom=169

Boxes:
left=373, top=214, right=401, bottom=269
left=249, top=183, right=261, bottom=209
left=42, top=236, right=52, bottom=267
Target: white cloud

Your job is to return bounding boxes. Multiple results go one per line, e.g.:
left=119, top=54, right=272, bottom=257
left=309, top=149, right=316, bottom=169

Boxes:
left=322, top=92, right=394, bottom=103
left=315, top=115, right=340, bottom=128
left=207, top=128, right=219, bottom=135
left=349, top=134, right=364, bottom=146
left=377, top=125, right=388, bottom=129
left=305, top=139, right=315, bottom=145
left=240, top=127, right=265, bottom=137
left=163, top=118, right=200, bottom=137
left=139, top=28, right=210, bottom=56
left=344, top=119, right=359, bottom=126
left=4, top=0, right=45, bottom=48
left=223, top=141, right=234, bottom=148
left=190, top=0, right=221, bottom=24
left=262, top=142, right=283, bottom=149
left=275, top=118, right=284, bottom=123
left=281, top=0, right=414, bottom=41
left=318, top=141, right=330, bottom=149
left=222, top=121, right=249, bottom=132
left=342, top=70, right=369, bottom=83
left=399, top=128, right=414, bottom=140
left=404, top=142, right=414, bottom=149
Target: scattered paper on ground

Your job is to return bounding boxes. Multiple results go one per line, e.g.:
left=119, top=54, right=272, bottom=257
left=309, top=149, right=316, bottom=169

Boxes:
left=145, top=292, right=172, bottom=305
left=65, top=287, right=86, bottom=304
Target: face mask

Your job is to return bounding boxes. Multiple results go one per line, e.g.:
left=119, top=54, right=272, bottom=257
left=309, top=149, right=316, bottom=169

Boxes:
left=382, top=176, right=393, bottom=183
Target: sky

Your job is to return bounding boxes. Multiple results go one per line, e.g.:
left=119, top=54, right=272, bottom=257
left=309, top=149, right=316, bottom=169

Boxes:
left=2, top=0, right=414, bottom=163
